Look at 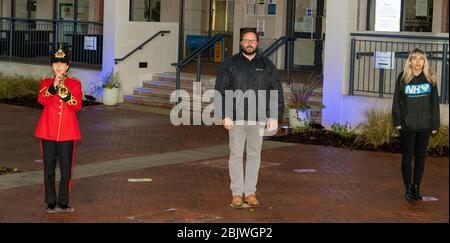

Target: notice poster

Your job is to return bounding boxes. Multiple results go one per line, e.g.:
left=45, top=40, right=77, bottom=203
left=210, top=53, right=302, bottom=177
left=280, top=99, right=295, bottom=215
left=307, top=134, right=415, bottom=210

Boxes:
left=375, top=51, right=396, bottom=70
left=375, top=0, right=402, bottom=32
left=268, top=0, right=276, bottom=16
left=247, top=3, right=255, bottom=16
left=257, top=3, right=266, bottom=16
left=257, top=19, right=265, bottom=37
left=415, top=0, right=428, bottom=17
left=84, top=36, right=97, bottom=51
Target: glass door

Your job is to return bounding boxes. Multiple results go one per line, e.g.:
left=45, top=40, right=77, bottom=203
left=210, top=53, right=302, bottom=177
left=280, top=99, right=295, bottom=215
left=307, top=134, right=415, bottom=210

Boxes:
left=183, top=0, right=234, bottom=61
left=211, top=0, right=234, bottom=59
left=291, top=0, right=325, bottom=70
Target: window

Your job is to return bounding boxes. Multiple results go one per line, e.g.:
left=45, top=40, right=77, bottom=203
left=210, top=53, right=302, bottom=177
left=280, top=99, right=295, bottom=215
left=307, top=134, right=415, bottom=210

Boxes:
left=130, top=0, right=160, bottom=22
left=77, top=0, right=103, bottom=22
left=403, top=0, right=433, bottom=32
left=0, top=0, right=5, bottom=18
left=57, top=0, right=75, bottom=20
left=15, top=0, right=36, bottom=18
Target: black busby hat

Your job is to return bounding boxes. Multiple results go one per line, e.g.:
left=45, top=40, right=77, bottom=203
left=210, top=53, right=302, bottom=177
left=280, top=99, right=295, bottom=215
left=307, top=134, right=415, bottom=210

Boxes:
left=50, top=48, right=70, bottom=65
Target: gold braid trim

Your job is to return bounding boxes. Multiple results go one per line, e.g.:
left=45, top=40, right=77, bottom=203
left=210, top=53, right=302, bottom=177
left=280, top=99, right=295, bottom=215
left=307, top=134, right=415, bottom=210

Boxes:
left=43, top=89, right=52, bottom=97
left=67, top=96, right=78, bottom=106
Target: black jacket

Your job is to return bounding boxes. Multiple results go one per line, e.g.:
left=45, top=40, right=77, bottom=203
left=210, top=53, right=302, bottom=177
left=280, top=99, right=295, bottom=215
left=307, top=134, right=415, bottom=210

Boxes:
left=214, top=52, right=285, bottom=121
left=392, top=72, right=440, bottom=131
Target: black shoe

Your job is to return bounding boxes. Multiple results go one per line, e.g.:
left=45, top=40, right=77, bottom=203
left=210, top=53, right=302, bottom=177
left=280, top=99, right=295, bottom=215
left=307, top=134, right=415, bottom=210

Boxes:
left=405, top=185, right=415, bottom=201
left=413, top=185, right=422, bottom=201
left=58, top=205, right=75, bottom=213
left=45, top=203, right=58, bottom=213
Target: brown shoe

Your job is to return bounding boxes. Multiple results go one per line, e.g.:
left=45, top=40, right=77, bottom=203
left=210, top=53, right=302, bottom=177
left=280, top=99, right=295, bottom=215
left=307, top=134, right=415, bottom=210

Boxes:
left=245, top=195, right=260, bottom=207
left=231, top=196, right=244, bottom=208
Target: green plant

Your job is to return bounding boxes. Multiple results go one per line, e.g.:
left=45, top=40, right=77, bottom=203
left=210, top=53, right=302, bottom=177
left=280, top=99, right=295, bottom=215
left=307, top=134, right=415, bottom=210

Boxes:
left=356, top=109, right=396, bottom=147
left=0, top=73, right=40, bottom=99
left=288, top=72, right=322, bottom=111
left=428, top=126, right=449, bottom=149
left=331, top=123, right=358, bottom=139
left=101, top=70, right=120, bottom=89
left=0, top=166, right=21, bottom=176
left=293, top=120, right=312, bottom=134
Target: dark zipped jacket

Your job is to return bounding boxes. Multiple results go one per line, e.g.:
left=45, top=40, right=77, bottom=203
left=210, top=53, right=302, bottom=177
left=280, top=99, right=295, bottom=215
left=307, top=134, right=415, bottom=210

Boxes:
left=214, top=52, right=285, bottom=121
left=392, top=71, right=440, bottom=131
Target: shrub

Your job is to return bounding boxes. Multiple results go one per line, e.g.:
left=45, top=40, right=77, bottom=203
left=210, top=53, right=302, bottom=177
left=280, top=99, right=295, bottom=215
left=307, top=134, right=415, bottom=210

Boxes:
left=356, top=109, right=396, bottom=147
left=0, top=73, right=40, bottom=99
left=428, top=126, right=449, bottom=150
left=293, top=120, right=312, bottom=134
left=331, top=123, right=358, bottom=139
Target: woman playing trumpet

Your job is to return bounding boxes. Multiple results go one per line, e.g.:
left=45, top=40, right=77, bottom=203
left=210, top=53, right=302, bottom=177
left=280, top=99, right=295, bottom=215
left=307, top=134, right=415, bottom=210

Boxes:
left=35, top=48, right=82, bottom=213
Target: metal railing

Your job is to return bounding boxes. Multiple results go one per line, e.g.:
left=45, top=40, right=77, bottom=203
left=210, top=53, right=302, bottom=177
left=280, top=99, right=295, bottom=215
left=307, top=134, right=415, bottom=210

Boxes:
left=172, top=34, right=226, bottom=95
left=114, top=30, right=170, bottom=65
left=261, top=36, right=297, bottom=83
left=349, top=32, right=449, bottom=104
left=0, top=17, right=103, bottom=67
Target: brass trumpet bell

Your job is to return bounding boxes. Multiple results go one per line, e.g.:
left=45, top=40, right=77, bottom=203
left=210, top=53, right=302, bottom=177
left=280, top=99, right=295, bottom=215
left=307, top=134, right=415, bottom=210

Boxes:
left=57, top=74, right=69, bottom=99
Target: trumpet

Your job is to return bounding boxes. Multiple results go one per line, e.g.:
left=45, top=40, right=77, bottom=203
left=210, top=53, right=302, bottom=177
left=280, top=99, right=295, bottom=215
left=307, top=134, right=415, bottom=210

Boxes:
left=56, top=72, right=69, bottom=99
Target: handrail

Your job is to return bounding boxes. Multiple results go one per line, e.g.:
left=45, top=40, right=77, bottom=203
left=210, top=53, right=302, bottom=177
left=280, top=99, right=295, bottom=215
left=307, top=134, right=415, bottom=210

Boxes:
left=351, top=32, right=449, bottom=41
left=115, top=30, right=170, bottom=65
left=0, top=17, right=103, bottom=25
left=171, top=34, right=227, bottom=101
left=261, top=36, right=297, bottom=83
left=261, top=36, right=296, bottom=57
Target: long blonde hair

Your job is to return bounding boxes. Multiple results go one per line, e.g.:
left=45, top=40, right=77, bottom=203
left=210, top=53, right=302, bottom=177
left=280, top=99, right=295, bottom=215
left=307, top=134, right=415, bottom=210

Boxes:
left=402, top=48, right=437, bottom=85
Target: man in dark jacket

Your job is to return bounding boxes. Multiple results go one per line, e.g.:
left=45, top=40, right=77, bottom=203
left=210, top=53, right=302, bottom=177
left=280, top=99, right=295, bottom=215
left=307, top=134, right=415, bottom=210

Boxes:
left=215, top=28, right=284, bottom=208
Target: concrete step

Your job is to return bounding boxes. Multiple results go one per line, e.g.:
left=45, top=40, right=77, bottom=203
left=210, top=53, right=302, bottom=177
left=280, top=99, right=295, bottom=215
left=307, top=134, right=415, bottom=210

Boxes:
left=142, top=80, right=213, bottom=93
left=123, top=95, right=175, bottom=109
left=132, top=88, right=215, bottom=103
left=153, top=72, right=217, bottom=86
left=124, top=95, right=212, bottom=109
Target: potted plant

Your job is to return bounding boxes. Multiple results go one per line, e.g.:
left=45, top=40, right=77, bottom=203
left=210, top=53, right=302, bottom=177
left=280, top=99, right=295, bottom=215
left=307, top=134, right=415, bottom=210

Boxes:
left=288, top=72, right=322, bottom=129
left=99, top=70, right=120, bottom=106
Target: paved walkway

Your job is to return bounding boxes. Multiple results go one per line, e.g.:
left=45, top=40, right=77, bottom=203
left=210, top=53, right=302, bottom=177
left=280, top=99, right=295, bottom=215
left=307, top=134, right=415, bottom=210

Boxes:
left=0, top=104, right=448, bottom=223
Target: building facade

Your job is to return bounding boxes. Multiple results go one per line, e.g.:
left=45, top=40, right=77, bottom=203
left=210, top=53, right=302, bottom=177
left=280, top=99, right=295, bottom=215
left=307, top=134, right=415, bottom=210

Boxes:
left=0, top=0, right=448, bottom=126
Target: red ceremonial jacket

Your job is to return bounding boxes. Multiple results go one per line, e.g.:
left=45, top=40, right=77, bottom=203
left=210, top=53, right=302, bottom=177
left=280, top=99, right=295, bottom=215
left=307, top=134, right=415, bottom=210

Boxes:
left=35, top=77, right=82, bottom=141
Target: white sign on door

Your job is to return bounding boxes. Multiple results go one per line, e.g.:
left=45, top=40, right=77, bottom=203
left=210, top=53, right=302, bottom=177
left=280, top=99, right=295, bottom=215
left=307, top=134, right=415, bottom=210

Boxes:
left=375, top=0, right=402, bottom=32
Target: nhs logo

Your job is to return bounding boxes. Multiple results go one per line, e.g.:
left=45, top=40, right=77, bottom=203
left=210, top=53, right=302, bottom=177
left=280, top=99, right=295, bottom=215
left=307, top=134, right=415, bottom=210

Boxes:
left=405, top=83, right=431, bottom=95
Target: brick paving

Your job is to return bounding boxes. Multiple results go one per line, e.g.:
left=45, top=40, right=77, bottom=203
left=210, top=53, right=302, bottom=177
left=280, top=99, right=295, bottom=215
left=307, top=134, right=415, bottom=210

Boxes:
left=0, top=104, right=228, bottom=172
left=0, top=103, right=448, bottom=223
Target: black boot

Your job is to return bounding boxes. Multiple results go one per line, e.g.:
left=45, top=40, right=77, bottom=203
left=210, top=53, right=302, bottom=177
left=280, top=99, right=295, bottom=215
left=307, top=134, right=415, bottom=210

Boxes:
left=405, top=185, right=415, bottom=201
left=413, top=185, right=422, bottom=201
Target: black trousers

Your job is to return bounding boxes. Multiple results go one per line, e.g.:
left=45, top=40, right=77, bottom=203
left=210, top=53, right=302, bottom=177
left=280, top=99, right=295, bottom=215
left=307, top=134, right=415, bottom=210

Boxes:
left=41, top=139, right=76, bottom=206
left=400, top=130, right=431, bottom=187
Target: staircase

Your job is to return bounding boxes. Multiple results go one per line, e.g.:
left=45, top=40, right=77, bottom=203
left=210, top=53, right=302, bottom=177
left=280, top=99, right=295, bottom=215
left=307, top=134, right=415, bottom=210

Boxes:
left=124, top=72, right=323, bottom=125
left=123, top=72, right=216, bottom=111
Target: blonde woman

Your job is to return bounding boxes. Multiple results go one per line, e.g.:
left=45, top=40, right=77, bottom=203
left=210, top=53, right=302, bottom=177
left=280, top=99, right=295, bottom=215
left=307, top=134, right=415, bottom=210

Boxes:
left=392, top=48, right=440, bottom=202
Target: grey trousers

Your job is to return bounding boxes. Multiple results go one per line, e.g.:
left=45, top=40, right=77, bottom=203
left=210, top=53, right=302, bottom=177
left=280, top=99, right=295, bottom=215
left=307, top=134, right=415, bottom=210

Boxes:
left=228, top=122, right=265, bottom=196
